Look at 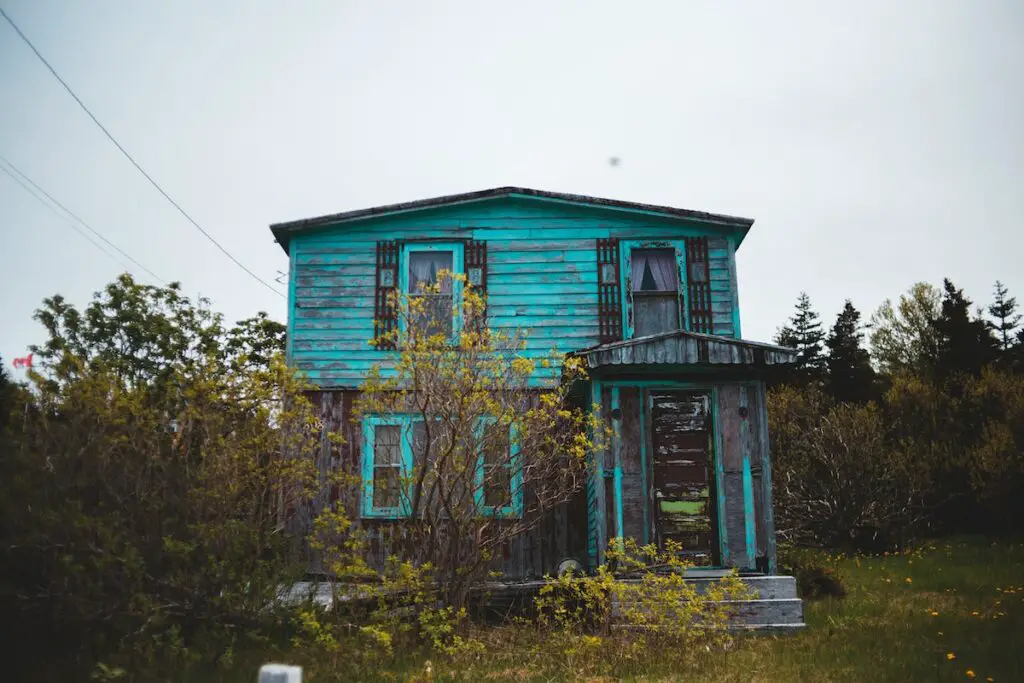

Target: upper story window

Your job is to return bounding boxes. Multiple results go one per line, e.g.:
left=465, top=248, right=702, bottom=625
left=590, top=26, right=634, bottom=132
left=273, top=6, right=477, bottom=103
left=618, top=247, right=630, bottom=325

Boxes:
left=400, top=242, right=465, bottom=340
left=630, top=248, right=680, bottom=337
left=409, top=250, right=454, bottom=337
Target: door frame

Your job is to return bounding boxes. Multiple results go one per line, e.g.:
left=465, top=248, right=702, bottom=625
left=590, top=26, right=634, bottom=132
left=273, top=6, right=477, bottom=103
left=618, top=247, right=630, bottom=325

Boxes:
left=591, top=378, right=727, bottom=570
left=648, top=386, right=722, bottom=567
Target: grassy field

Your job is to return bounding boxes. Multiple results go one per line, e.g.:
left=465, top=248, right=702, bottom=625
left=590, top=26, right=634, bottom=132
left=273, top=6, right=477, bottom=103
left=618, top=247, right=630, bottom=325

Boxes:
left=201, top=537, right=1024, bottom=682
left=689, top=537, right=1024, bottom=683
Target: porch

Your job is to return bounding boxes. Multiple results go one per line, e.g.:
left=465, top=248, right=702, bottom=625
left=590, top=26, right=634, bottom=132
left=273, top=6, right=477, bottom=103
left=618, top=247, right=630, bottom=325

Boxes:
left=575, top=329, right=797, bottom=577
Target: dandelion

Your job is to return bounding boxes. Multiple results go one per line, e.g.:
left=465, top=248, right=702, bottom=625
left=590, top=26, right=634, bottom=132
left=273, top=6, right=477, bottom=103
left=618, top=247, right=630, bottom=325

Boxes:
left=930, top=610, right=940, bottom=617
left=947, top=652, right=956, bottom=660
left=972, top=611, right=980, bottom=616
left=966, top=670, right=975, bottom=678
left=905, top=577, right=913, bottom=584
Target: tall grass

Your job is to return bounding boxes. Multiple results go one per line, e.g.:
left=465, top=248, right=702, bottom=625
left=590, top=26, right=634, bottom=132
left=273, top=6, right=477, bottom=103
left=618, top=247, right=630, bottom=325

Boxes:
left=185, top=537, right=1024, bottom=682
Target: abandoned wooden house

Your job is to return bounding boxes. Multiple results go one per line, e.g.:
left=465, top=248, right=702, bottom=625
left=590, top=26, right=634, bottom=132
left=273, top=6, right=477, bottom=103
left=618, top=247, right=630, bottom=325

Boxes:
left=271, top=187, right=803, bottom=627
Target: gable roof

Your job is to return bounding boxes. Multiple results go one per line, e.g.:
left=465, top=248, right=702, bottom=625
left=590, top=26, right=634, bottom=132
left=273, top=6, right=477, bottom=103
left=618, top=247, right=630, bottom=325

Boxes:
left=269, top=186, right=754, bottom=253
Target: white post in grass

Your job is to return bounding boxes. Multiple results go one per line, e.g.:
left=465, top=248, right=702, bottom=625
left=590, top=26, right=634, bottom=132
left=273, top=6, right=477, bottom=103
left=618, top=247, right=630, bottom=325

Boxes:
left=258, top=663, right=302, bottom=682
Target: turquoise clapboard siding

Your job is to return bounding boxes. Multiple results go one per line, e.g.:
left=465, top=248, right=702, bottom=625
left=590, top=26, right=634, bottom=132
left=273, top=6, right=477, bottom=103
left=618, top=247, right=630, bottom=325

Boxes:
left=285, top=196, right=745, bottom=388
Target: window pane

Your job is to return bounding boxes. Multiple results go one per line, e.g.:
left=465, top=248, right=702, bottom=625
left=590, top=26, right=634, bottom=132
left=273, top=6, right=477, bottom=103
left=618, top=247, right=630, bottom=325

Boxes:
left=631, top=249, right=677, bottom=293
left=410, top=294, right=453, bottom=338
left=373, top=466, right=400, bottom=509
left=412, top=421, right=428, bottom=468
left=409, top=251, right=454, bottom=293
left=374, top=425, right=401, bottom=465
left=688, top=261, right=708, bottom=283
left=480, top=423, right=512, bottom=508
left=634, top=294, right=680, bottom=337
left=484, top=465, right=511, bottom=508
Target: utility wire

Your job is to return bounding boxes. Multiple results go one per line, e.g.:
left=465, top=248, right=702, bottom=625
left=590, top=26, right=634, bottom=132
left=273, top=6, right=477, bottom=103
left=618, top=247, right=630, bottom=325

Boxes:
left=0, top=155, right=165, bottom=283
left=0, top=5, right=286, bottom=298
left=0, top=159, right=142, bottom=276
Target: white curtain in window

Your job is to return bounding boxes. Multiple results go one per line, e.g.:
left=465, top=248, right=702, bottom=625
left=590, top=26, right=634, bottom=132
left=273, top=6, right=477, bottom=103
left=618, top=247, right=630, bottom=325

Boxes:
left=631, top=250, right=677, bottom=292
left=409, top=252, right=454, bottom=293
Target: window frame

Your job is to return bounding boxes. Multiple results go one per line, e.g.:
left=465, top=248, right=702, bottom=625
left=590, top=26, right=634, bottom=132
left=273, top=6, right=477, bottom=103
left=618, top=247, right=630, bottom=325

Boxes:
left=398, top=242, right=466, bottom=341
left=619, top=240, right=689, bottom=339
left=362, top=413, right=523, bottom=520
left=473, top=417, right=523, bottom=519
left=361, top=415, right=414, bottom=519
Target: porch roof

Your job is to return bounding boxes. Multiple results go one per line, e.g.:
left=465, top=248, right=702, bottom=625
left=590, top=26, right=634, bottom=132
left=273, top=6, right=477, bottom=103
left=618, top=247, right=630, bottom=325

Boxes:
left=575, top=330, right=798, bottom=369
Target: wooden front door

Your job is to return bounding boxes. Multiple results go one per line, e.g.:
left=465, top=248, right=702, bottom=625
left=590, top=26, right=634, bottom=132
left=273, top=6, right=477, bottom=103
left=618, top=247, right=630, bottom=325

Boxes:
left=650, top=390, right=719, bottom=565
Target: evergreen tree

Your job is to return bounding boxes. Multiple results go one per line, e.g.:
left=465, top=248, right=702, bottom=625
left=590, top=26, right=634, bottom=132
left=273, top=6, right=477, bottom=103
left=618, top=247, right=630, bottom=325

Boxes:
left=931, top=279, right=999, bottom=381
left=774, top=292, right=826, bottom=385
left=825, top=300, right=877, bottom=403
left=987, top=281, right=1021, bottom=351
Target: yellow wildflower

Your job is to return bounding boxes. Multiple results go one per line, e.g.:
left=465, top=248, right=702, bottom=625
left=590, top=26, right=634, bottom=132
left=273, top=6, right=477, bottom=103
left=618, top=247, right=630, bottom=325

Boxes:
left=972, top=611, right=980, bottom=616
left=905, top=577, right=913, bottom=584
left=966, top=671, right=975, bottom=678
left=947, top=652, right=956, bottom=661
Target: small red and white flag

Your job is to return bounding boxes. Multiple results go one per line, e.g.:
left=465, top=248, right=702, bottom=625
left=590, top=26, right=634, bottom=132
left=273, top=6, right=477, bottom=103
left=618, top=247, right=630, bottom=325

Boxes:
left=12, top=353, right=33, bottom=369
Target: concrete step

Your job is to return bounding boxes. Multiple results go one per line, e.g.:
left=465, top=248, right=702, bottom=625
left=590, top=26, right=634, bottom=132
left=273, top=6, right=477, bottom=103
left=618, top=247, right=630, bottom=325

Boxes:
left=720, top=597, right=805, bottom=627
left=618, top=574, right=799, bottom=600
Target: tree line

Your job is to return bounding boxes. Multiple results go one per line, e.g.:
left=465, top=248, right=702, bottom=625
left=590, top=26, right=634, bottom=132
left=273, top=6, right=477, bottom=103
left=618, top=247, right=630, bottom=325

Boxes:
left=768, top=279, right=1024, bottom=550
left=2, top=273, right=1022, bottom=679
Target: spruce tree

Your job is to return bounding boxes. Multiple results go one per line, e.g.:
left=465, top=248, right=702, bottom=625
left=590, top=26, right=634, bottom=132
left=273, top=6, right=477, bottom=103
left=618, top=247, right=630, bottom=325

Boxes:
left=931, top=279, right=999, bottom=380
left=987, top=281, right=1021, bottom=351
left=774, top=292, right=826, bottom=385
left=825, top=300, right=877, bottom=403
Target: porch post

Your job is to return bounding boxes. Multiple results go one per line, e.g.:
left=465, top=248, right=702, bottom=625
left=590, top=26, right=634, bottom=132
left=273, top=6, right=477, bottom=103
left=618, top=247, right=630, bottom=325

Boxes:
left=611, top=386, right=624, bottom=543
left=756, top=382, right=778, bottom=574
left=587, top=379, right=606, bottom=569
left=740, top=386, right=757, bottom=571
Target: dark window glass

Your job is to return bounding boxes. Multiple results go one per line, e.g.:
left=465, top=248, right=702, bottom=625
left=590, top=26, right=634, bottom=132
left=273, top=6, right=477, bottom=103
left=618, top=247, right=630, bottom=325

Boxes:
left=480, top=422, right=512, bottom=508
left=409, top=251, right=454, bottom=337
left=630, top=248, right=680, bottom=337
left=373, top=424, right=401, bottom=509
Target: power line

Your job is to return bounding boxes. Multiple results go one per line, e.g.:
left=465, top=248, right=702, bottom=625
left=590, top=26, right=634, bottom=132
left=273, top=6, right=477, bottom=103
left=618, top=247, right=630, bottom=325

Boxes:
left=0, top=154, right=165, bottom=283
left=0, top=159, right=142, bottom=276
left=0, top=5, right=285, bottom=299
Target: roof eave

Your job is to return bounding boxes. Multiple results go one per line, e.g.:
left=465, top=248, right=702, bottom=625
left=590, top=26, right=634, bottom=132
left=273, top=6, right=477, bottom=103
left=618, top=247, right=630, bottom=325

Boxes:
left=269, top=186, right=754, bottom=254
left=574, top=330, right=798, bottom=368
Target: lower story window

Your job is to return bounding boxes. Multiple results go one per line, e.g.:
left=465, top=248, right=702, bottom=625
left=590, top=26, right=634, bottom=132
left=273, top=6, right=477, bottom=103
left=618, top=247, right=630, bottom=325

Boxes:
left=372, top=424, right=402, bottom=510
left=475, top=418, right=523, bottom=518
left=362, top=417, right=411, bottom=518
left=362, top=415, right=523, bottom=519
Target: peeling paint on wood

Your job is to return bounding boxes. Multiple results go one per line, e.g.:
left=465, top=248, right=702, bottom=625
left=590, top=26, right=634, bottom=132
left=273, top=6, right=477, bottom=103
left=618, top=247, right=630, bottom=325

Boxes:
left=651, top=391, right=717, bottom=565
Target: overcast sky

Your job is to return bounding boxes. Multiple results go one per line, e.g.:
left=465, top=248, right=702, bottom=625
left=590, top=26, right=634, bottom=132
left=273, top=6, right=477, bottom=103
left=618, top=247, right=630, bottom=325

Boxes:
left=2, top=1, right=1022, bottom=374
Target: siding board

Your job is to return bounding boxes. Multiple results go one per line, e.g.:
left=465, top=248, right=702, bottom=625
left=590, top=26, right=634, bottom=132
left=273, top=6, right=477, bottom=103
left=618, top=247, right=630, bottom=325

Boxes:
left=287, top=198, right=746, bottom=388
